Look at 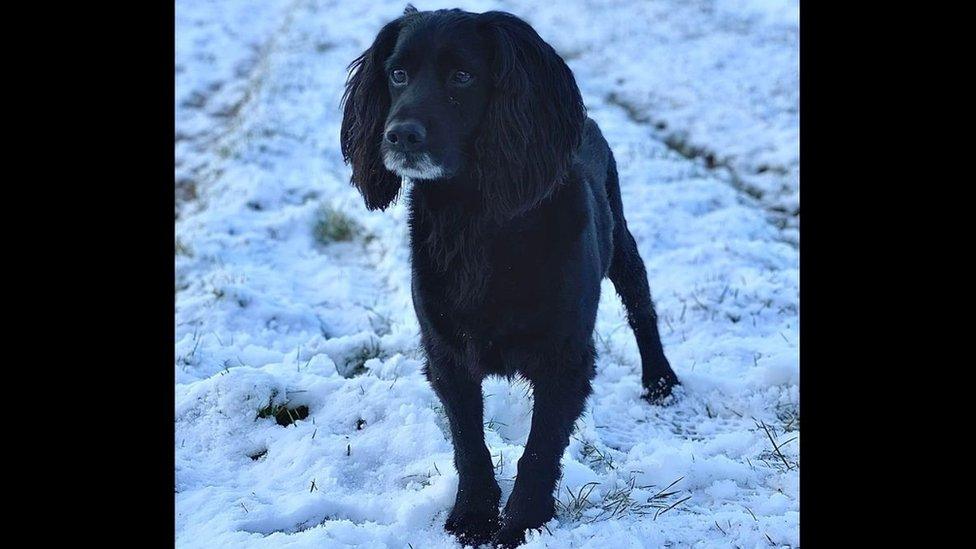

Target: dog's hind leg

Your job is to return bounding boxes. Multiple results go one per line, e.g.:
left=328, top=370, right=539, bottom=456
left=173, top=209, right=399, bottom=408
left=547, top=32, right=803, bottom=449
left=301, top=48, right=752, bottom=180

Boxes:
left=605, top=154, right=679, bottom=402
left=426, top=352, right=501, bottom=545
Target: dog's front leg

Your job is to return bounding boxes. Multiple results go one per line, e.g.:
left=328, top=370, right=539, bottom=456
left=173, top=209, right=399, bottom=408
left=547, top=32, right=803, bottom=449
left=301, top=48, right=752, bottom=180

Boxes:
left=493, top=355, right=594, bottom=547
left=426, top=354, right=501, bottom=545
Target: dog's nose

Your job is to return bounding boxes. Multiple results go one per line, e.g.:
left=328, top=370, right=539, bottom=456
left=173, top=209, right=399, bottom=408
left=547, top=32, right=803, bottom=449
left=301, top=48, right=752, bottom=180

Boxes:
left=385, top=121, right=426, bottom=152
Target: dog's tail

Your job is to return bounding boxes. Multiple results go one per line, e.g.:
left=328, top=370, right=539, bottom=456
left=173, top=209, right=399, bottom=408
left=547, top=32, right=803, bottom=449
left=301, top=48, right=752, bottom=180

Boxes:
left=605, top=152, right=680, bottom=402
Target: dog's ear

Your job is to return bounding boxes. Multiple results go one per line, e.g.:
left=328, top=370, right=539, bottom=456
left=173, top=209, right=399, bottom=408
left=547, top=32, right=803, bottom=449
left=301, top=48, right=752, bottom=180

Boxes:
left=475, top=12, right=586, bottom=220
left=340, top=19, right=403, bottom=211
left=403, top=4, right=418, bottom=15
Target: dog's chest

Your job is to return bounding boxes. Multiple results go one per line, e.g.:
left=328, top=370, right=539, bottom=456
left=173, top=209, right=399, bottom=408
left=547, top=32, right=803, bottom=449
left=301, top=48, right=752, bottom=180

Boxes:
left=413, top=217, right=559, bottom=329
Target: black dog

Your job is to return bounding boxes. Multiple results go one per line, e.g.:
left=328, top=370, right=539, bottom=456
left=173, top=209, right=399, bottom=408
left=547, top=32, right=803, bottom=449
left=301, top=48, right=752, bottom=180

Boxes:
left=341, top=5, right=679, bottom=547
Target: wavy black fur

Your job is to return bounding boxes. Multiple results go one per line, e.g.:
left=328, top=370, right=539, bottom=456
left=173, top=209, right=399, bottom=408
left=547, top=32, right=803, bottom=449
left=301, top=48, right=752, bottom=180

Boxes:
left=340, top=7, right=679, bottom=548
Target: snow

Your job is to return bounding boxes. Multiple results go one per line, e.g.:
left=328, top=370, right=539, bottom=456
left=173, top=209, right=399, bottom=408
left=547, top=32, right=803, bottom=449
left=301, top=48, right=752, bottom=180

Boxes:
left=176, top=0, right=799, bottom=547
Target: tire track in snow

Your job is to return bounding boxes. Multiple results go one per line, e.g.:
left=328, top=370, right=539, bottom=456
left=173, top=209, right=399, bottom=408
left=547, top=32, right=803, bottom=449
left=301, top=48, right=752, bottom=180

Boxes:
left=176, top=0, right=306, bottom=219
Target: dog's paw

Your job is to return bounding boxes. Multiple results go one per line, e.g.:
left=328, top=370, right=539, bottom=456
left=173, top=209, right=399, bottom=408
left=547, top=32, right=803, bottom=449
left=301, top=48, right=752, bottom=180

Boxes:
left=445, top=505, right=500, bottom=546
left=642, top=374, right=680, bottom=405
left=488, top=522, right=529, bottom=548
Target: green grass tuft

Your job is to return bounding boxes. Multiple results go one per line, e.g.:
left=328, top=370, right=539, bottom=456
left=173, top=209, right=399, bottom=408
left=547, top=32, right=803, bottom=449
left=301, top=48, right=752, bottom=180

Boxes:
left=257, top=401, right=310, bottom=426
left=312, top=205, right=363, bottom=245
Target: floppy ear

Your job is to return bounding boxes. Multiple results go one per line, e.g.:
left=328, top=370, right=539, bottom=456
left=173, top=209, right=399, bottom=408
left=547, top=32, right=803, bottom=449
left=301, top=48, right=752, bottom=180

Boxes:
left=340, top=20, right=403, bottom=211
left=474, top=12, right=586, bottom=220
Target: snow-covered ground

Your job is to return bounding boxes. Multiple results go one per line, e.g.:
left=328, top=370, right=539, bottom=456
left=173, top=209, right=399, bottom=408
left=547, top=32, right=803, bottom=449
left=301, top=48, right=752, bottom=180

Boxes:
left=175, top=1, right=799, bottom=547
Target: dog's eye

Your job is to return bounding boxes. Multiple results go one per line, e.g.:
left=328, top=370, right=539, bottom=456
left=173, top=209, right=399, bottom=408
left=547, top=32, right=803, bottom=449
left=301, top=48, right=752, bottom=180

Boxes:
left=391, top=69, right=408, bottom=85
left=451, top=70, right=473, bottom=85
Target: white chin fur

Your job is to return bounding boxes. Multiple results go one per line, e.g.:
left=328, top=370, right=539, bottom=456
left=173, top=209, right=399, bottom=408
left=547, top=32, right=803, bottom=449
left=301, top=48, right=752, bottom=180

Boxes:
left=383, top=152, right=446, bottom=180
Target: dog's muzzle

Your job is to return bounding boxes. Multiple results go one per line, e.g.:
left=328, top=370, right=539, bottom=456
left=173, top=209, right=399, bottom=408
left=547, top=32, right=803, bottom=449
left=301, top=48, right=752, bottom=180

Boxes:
left=383, top=151, right=446, bottom=180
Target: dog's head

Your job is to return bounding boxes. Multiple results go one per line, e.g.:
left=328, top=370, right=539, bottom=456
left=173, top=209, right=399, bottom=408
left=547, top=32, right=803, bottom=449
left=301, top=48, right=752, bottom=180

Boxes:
left=340, top=5, right=586, bottom=218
